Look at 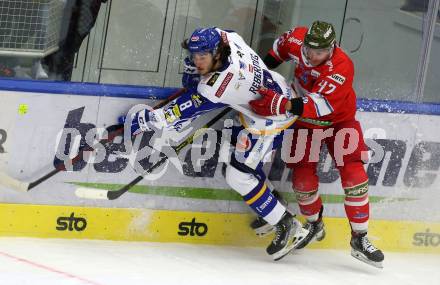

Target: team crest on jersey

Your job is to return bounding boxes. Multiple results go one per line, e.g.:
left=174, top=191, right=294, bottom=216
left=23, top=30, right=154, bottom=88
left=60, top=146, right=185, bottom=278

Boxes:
left=190, top=36, right=199, bottom=41
left=248, top=64, right=254, bottom=73
left=215, top=72, right=233, bottom=98
left=207, top=72, right=220, bottom=86
left=236, top=50, right=244, bottom=58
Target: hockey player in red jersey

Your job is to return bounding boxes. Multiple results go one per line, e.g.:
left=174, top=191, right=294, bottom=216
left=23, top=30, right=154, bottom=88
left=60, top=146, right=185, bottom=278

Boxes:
left=249, top=21, right=384, bottom=268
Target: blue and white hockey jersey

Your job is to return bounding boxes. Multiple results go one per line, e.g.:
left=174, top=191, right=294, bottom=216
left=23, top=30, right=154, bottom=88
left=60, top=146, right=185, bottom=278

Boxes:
left=159, top=28, right=297, bottom=135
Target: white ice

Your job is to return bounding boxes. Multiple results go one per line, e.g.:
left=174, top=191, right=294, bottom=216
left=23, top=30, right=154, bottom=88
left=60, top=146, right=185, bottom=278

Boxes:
left=0, top=237, right=438, bottom=285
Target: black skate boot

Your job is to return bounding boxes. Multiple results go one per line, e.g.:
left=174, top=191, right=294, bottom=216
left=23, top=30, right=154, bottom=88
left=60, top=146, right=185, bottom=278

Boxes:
left=350, top=231, right=384, bottom=268
left=266, top=212, right=309, bottom=261
left=295, top=206, right=326, bottom=250
left=250, top=190, right=286, bottom=237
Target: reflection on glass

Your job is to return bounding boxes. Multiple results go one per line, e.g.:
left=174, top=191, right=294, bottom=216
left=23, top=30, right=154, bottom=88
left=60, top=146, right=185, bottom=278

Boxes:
left=422, top=0, right=440, bottom=103
left=0, top=0, right=436, bottom=105
left=0, top=0, right=104, bottom=81
left=340, top=0, right=428, bottom=102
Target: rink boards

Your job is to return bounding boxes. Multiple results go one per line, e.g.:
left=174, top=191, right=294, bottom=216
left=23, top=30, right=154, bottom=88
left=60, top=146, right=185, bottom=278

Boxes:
left=0, top=81, right=440, bottom=254
left=0, top=203, right=439, bottom=254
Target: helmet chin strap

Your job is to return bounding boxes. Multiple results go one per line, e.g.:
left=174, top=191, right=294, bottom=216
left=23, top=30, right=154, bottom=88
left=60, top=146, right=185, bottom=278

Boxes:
left=328, top=44, right=335, bottom=59
left=301, top=46, right=314, bottom=67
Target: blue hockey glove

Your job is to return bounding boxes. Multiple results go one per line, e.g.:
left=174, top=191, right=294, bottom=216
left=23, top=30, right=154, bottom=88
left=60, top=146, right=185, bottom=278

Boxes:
left=119, top=108, right=167, bottom=136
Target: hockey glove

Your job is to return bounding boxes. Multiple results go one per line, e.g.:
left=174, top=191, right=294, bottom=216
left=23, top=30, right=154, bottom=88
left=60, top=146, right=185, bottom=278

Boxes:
left=182, top=57, right=200, bottom=90
left=249, top=87, right=289, bottom=116
left=118, top=109, right=166, bottom=136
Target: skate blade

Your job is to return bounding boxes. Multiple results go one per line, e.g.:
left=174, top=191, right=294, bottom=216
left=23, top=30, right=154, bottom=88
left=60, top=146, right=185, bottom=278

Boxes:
left=296, top=228, right=326, bottom=250
left=316, top=229, right=326, bottom=242
left=351, top=249, right=384, bottom=269
left=272, top=227, right=310, bottom=261
left=254, top=224, right=274, bottom=237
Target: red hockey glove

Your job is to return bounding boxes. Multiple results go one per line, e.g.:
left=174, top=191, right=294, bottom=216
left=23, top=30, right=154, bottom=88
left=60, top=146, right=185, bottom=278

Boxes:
left=249, top=87, right=289, bottom=116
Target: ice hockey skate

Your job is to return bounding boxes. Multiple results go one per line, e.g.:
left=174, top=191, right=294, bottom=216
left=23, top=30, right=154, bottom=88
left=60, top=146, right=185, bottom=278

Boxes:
left=295, top=206, right=326, bottom=250
left=266, top=212, right=309, bottom=261
left=350, top=232, right=385, bottom=268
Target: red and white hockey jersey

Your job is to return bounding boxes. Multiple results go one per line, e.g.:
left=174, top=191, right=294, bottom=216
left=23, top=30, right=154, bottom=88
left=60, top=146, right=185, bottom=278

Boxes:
left=269, top=27, right=358, bottom=128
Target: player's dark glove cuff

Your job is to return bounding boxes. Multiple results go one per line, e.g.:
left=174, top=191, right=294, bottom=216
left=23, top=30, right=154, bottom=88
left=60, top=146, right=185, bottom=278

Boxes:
left=289, top=97, right=304, bottom=116
left=263, top=53, right=282, bottom=69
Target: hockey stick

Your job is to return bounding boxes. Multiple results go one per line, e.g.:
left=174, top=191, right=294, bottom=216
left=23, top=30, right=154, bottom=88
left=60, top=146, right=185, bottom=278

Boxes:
left=0, top=88, right=186, bottom=193
left=75, top=107, right=232, bottom=200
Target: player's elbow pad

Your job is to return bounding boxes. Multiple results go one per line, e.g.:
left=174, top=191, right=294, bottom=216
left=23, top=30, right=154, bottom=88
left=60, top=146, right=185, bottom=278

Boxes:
left=263, top=53, right=282, bottom=69
left=289, top=97, right=304, bottom=116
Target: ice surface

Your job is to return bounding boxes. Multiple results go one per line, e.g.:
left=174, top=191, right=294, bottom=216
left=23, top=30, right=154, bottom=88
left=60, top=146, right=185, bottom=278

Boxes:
left=0, top=237, right=438, bottom=285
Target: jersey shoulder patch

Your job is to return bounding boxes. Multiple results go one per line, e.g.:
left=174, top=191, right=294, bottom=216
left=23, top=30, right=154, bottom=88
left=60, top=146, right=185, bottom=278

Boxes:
left=327, top=73, right=346, bottom=85
left=198, top=69, right=236, bottom=101
left=207, top=72, right=220, bottom=86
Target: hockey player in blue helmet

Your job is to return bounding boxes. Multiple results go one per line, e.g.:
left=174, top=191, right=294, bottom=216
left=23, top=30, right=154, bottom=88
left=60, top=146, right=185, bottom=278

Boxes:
left=180, top=27, right=229, bottom=88
left=121, top=27, right=308, bottom=260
